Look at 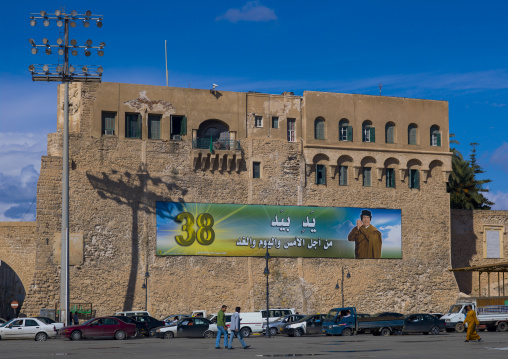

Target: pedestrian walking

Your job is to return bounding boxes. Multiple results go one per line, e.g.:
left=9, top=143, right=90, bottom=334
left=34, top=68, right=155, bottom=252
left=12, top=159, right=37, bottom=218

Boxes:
left=463, top=305, right=481, bottom=342
left=72, top=311, right=79, bottom=325
left=215, top=305, right=229, bottom=349
left=228, top=307, right=250, bottom=350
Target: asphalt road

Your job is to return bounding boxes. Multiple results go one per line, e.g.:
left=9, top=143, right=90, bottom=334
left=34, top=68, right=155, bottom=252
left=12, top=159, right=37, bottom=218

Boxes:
left=1, top=332, right=507, bottom=359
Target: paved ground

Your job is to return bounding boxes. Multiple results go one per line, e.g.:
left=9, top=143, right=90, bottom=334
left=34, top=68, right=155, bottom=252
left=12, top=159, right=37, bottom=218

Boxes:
left=1, top=332, right=507, bottom=358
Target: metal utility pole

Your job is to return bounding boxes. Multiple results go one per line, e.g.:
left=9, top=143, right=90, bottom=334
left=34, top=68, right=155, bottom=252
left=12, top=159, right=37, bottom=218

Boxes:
left=335, top=267, right=351, bottom=307
left=28, top=9, right=104, bottom=325
left=263, top=248, right=271, bottom=337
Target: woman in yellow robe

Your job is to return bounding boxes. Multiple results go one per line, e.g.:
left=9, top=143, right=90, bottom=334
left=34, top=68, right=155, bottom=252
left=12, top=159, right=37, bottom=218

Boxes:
left=463, top=306, right=481, bottom=342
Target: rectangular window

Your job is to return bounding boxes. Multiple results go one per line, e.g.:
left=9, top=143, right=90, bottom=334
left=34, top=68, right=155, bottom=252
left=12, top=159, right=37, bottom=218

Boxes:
left=287, top=118, right=296, bottom=142
left=316, top=164, right=326, bottom=185
left=431, top=133, right=441, bottom=147
left=253, top=162, right=261, bottom=178
left=363, top=127, right=370, bottom=142
left=483, top=226, right=504, bottom=258
left=339, top=166, right=348, bottom=186
left=386, top=168, right=395, bottom=188
left=363, top=167, right=371, bottom=187
left=339, top=126, right=348, bottom=141
left=125, top=113, right=141, bottom=139
left=102, top=112, right=116, bottom=136
left=272, top=116, right=279, bottom=129
left=255, top=116, right=263, bottom=127
left=170, top=115, right=187, bottom=139
left=148, top=114, right=161, bottom=139
left=409, top=169, right=420, bottom=189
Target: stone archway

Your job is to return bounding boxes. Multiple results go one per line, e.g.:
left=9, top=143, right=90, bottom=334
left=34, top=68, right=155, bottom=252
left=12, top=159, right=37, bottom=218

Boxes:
left=0, top=261, right=26, bottom=320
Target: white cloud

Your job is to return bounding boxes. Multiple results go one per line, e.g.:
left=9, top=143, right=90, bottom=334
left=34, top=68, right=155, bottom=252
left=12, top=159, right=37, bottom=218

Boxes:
left=485, top=191, right=508, bottom=210
left=489, top=142, right=508, bottom=173
left=378, top=225, right=402, bottom=247
left=216, top=1, right=277, bottom=23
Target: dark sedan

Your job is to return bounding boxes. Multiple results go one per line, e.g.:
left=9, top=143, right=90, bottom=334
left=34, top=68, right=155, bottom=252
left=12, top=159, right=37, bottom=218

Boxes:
left=130, top=315, right=166, bottom=337
left=403, top=314, right=446, bottom=335
left=60, top=317, right=136, bottom=340
left=111, top=316, right=148, bottom=337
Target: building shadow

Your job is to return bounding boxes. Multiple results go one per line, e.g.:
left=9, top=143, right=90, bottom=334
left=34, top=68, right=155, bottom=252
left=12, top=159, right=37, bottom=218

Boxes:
left=86, top=166, right=187, bottom=311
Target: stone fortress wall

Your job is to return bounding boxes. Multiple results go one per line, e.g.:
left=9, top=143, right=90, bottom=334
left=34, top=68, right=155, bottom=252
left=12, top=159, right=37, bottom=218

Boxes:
left=2, top=82, right=503, bottom=319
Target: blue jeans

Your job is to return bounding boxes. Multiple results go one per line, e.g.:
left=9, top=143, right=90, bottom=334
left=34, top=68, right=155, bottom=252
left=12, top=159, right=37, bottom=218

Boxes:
left=228, top=329, right=247, bottom=348
left=215, top=326, right=228, bottom=348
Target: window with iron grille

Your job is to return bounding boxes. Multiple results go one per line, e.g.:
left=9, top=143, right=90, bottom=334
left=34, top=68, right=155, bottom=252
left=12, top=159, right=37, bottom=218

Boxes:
left=363, top=167, right=371, bottom=187
left=253, top=162, right=261, bottom=178
left=339, top=166, right=348, bottom=186
left=148, top=114, right=161, bottom=139
left=386, top=168, right=395, bottom=188
left=315, top=164, right=326, bottom=185
left=102, top=111, right=116, bottom=136
left=272, top=116, right=279, bottom=129
left=255, top=116, right=263, bottom=127
left=409, top=169, right=420, bottom=189
left=287, top=118, right=296, bottom=142
left=126, top=113, right=141, bottom=139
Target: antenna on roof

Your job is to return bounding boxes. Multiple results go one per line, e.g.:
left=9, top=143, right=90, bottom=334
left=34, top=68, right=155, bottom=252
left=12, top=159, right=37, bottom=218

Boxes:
left=165, top=40, right=168, bottom=87
left=379, top=83, right=382, bottom=96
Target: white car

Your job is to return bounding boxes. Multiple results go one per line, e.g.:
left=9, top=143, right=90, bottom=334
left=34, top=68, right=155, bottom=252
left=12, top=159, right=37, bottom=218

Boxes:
left=156, top=317, right=217, bottom=339
left=0, top=318, right=60, bottom=341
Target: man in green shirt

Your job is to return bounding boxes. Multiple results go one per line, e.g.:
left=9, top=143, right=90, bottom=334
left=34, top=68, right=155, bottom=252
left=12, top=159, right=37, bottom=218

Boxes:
left=215, top=305, right=228, bottom=349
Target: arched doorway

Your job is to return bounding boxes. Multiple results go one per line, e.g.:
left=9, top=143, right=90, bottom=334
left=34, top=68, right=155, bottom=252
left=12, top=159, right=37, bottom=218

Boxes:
left=0, top=261, right=26, bottom=320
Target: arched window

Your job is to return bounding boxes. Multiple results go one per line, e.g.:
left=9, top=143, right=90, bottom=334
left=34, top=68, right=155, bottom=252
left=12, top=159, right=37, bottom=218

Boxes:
left=362, top=120, right=374, bottom=142
left=385, top=122, right=395, bottom=144
left=339, top=119, right=351, bottom=141
left=314, top=118, right=325, bottom=140
left=408, top=124, right=418, bottom=145
left=430, top=125, right=441, bottom=146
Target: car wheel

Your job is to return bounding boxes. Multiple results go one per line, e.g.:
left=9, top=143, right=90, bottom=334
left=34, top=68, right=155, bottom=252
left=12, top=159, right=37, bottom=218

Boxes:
left=115, top=330, right=127, bottom=340
left=204, top=331, right=214, bottom=339
left=240, top=327, right=251, bottom=338
left=70, top=330, right=82, bottom=340
left=455, top=323, right=465, bottom=333
left=497, top=322, right=507, bottom=332
left=294, top=328, right=303, bottom=337
left=380, top=328, right=390, bottom=337
left=149, top=328, right=157, bottom=337
left=269, top=328, right=278, bottom=336
left=430, top=326, right=440, bottom=335
left=35, top=332, right=48, bottom=341
left=342, top=328, right=352, bottom=337
left=164, top=331, right=174, bottom=339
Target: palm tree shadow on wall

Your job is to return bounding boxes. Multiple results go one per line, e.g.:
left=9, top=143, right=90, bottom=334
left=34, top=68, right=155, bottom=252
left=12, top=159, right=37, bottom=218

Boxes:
left=0, top=261, right=26, bottom=320
left=86, top=166, right=187, bottom=311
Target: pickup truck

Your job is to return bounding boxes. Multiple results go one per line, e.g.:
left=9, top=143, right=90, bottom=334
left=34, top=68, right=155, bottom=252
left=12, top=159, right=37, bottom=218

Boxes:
left=322, top=307, right=404, bottom=336
left=440, top=299, right=508, bottom=332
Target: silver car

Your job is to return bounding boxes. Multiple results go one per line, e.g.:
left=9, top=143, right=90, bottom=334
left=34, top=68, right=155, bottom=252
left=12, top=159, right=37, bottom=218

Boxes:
left=263, top=314, right=306, bottom=336
left=0, top=317, right=60, bottom=341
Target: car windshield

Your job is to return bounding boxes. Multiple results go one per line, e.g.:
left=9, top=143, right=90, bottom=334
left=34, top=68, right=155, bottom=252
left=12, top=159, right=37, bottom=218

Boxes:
left=37, top=317, right=55, bottom=324
left=447, top=305, right=463, bottom=314
left=326, top=310, right=339, bottom=320
left=81, top=318, right=95, bottom=325
left=1, top=319, right=17, bottom=327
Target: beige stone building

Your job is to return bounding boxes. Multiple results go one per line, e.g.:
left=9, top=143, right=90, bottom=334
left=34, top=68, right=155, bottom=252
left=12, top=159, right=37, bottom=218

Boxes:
left=1, top=81, right=504, bottom=320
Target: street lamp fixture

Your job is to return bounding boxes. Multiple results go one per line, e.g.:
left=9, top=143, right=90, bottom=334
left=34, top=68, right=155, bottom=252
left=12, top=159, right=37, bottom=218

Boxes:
left=335, top=267, right=351, bottom=308
left=28, top=9, right=104, bottom=326
left=264, top=248, right=271, bottom=338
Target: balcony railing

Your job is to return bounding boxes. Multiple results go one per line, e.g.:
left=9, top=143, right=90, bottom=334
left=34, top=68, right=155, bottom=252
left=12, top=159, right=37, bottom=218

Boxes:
left=192, top=138, right=242, bottom=151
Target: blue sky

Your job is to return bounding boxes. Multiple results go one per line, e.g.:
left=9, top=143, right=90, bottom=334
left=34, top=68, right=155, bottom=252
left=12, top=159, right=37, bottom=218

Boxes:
left=1, top=0, right=508, bottom=221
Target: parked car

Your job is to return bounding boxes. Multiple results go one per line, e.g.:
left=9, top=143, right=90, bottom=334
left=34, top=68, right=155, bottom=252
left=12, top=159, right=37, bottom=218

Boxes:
left=281, top=314, right=327, bottom=337
left=35, top=317, right=65, bottom=331
left=209, top=311, right=263, bottom=337
left=403, top=314, right=446, bottom=335
left=430, top=313, right=444, bottom=319
left=60, top=317, right=136, bottom=340
left=373, top=312, right=405, bottom=318
left=263, top=314, right=306, bottom=336
left=111, top=315, right=148, bottom=337
left=163, top=314, right=190, bottom=325
left=0, top=317, right=59, bottom=341
left=260, top=308, right=296, bottom=324
left=155, top=317, right=217, bottom=339
left=129, top=315, right=166, bottom=337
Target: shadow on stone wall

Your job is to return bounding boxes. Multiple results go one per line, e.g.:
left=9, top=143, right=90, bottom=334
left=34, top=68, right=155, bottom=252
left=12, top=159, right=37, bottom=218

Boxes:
left=450, top=210, right=476, bottom=294
left=87, top=166, right=187, bottom=311
left=0, top=261, right=26, bottom=320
